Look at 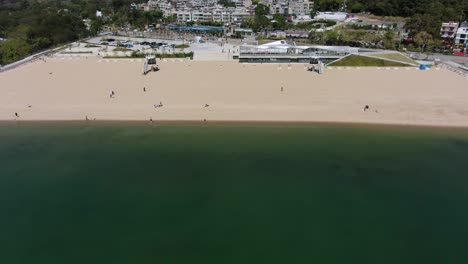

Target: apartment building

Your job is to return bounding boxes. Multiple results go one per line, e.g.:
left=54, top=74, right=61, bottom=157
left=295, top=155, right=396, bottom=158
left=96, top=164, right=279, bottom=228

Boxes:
left=440, top=21, right=459, bottom=39
left=191, top=11, right=213, bottom=22
left=455, top=22, right=468, bottom=45
left=212, top=9, right=232, bottom=23
left=176, top=11, right=192, bottom=22
left=289, top=0, right=312, bottom=16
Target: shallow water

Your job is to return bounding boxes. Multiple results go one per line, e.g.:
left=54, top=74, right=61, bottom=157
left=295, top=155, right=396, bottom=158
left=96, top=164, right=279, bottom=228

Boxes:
left=1, top=122, right=467, bottom=263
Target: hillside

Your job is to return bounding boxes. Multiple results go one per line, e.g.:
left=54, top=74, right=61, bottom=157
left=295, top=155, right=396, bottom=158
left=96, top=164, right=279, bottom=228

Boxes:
left=315, top=0, right=468, bottom=19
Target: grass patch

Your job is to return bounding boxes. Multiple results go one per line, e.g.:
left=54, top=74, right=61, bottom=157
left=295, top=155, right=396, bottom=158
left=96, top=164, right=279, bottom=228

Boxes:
left=328, top=55, right=412, bottom=67
left=367, top=53, right=417, bottom=65
left=175, top=44, right=190, bottom=49
left=104, top=52, right=194, bottom=60
left=156, top=52, right=194, bottom=59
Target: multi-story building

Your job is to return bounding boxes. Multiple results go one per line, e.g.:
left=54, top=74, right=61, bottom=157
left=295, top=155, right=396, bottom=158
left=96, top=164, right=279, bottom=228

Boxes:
left=289, top=0, right=312, bottom=16
left=231, top=10, right=251, bottom=23
left=242, top=0, right=253, bottom=8
left=191, top=11, right=213, bottom=22
left=212, top=9, right=232, bottom=23
left=175, top=11, right=192, bottom=22
left=455, top=21, right=468, bottom=46
left=268, top=0, right=313, bottom=16
left=440, top=21, right=459, bottom=39
left=132, top=0, right=262, bottom=26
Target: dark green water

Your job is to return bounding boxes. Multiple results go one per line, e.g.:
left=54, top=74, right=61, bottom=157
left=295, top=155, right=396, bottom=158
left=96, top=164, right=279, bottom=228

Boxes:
left=1, top=122, right=468, bottom=264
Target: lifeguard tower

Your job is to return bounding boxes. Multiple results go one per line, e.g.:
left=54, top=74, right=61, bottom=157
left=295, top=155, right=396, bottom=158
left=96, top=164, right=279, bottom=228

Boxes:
left=143, top=54, right=159, bottom=75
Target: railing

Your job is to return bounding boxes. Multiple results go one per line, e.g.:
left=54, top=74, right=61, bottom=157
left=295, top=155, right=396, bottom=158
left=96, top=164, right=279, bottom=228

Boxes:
left=239, top=53, right=344, bottom=58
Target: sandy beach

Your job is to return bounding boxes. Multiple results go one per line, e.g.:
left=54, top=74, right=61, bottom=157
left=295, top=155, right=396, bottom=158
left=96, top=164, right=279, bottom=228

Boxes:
left=1, top=57, right=468, bottom=126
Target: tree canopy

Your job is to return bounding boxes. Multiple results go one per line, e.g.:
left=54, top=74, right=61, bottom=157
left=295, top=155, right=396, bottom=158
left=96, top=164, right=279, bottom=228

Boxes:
left=314, top=0, right=468, bottom=20
left=0, top=0, right=166, bottom=65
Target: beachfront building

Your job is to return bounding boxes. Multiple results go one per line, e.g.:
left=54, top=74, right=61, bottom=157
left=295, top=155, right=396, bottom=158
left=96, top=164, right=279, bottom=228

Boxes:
left=239, top=40, right=359, bottom=63
left=238, top=40, right=420, bottom=67
left=455, top=22, right=468, bottom=46
left=440, top=21, right=459, bottom=39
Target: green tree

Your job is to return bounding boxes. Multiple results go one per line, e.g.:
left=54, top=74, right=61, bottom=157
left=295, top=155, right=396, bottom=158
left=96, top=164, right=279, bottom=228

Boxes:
left=314, top=0, right=342, bottom=12
left=90, top=18, right=103, bottom=36
left=0, top=39, right=31, bottom=64
left=324, top=30, right=341, bottom=45
left=272, top=14, right=287, bottom=30
left=217, top=0, right=236, bottom=7
left=414, top=31, right=433, bottom=52
left=383, top=30, right=396, bottom=49
left=405, top=14, right=441, bottom=38
left=251, top=4, right=271, bottom=32
left=309, top=30, right=325, bottom=44
left=255, top=4, right=270, bottom=17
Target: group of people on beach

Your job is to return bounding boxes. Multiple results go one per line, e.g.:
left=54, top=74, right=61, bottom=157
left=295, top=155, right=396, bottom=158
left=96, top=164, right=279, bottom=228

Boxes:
left=363, top=105, right=379, bottom=113
left=77, top=84, right=212, bottom=123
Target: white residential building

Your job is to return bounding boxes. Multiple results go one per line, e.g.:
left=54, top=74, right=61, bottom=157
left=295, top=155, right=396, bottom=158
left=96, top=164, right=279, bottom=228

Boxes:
left=191, top=11, right=213, bottom=22
left=212, top=9, right=232, bottom=23
left=175, top=11, right=192, bottom=22
left=455, top=22, right=468, bottom=45
left=314, top=11, right=347, bottom=21
left=243, top=0, right=253, bottom=8
left=231, top=10, right=251, bottom=23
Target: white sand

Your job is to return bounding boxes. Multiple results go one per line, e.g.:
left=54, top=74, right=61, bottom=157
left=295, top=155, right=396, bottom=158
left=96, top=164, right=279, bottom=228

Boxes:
left=1, top=57, right=468, bottom=127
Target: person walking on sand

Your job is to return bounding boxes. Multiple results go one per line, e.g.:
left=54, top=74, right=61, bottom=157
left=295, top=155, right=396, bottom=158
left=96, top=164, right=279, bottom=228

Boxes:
left=281, top=86, right=284, bottom=92
left=15, top=112, right=19, bottom=118
left=143, top=87, right=146, bottom=92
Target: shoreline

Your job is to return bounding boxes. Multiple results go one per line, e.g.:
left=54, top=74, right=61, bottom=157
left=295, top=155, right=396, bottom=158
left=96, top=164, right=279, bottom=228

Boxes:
left=3, top=119, right=468, bottom=132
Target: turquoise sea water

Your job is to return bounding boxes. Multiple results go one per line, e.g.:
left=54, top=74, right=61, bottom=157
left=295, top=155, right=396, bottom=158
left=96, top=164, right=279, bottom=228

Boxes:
left=0, top=122, right=467, bottom=263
